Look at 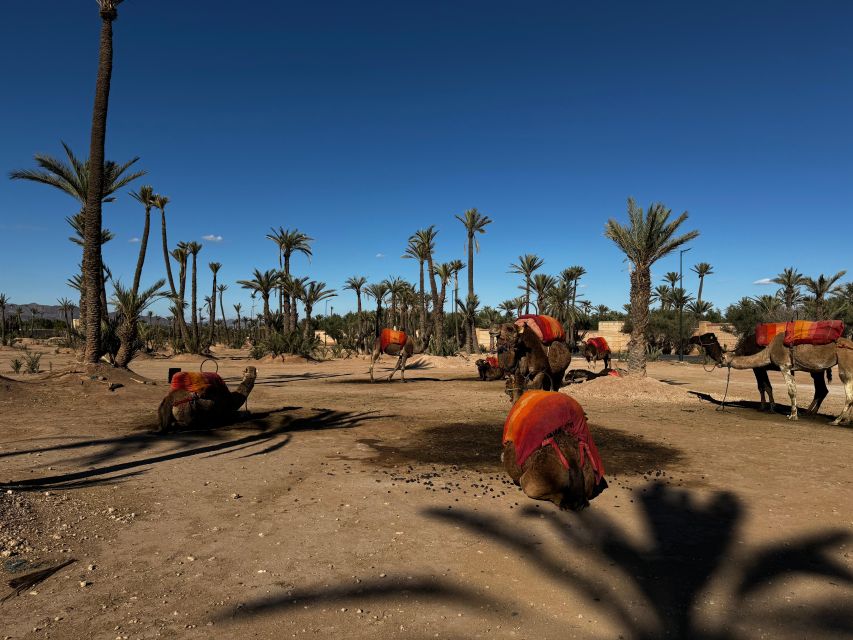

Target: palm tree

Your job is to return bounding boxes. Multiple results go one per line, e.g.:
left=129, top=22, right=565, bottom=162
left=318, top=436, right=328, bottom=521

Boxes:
left=154, top=194, right=191, bottom=349
left=457, top=294, right=480, bottom=353
left=404, top=232, right=432, bottom=343
left=112, top=279, right=167, bottom=368
left=604, top=197, right=699, bottom=374
left=300, top=281, right=336, bottom=339
left=772, top=267, right=807, bottom=319
left=217, top=283, right=228, bottom=343
left=413, top=226, right=441, bottom=345
left=686, top=300, right=713, bottom=317
left=498, top=299, right=516, bottom=320
left=29, top=307, right=40, bottom=337
left=509, top=254, right=544, bottom=314
left=365, top=282, right=390, bottom=335
left=691, top=262, right=714, bottom=311
left=207, top=262, right=221, bottom=348
left=384, top=276, right=408, bottom=329
left=288, top=276, right=309, bottom=332
left=751, top=294, right=784, bottom=320
left=0, top=293, right=7, bottom=346
left=448, top=259, right=466, bottom=349
left=663, top=271, right=680, bottom=291
left=652, top=284, right=673, bottom=310
left=344, top=276, right=368, bottom=316
left=455, top=208, right=492, bottom=348
left=57, top=297, right=76, bottom=343
left=267, top=228, right=313, bottom=329
left=237, top=269, right=279, bottom=330
left=803, top=270, right=847, bottom=320
left=185, top=241, right=203, bottom=346
left=561, top=266, right=586, bottom=349
left=10, top=143, right=144, bottom=339
left=233, top=303, right=243, bottom=335
left=78, top=0, right=125, bottom=362
left=531, top=274, right=557, bottom=314
left=129, top=185, right=155, bottom=294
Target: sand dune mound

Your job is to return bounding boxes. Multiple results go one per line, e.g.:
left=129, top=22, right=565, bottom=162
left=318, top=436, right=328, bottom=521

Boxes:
left=563, top=373, right=693, bottom=405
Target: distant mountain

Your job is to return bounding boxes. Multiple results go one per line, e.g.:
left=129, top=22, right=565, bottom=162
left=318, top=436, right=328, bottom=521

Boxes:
left=6, top=303, right=68, bottom=321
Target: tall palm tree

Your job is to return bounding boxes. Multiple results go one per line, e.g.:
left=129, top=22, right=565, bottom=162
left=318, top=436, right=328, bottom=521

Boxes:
left=267, top=227, right=313, bottom=328
left=233, top=303, right=243, bottom=335
left=217, top=283, right=228, bottom=343
left=0, top=293, right=7, bottom=346
left=207, top=262, right=221, bottom=348
left=288, top=276, right=310, bottom=332
left=404, top=232, right=431, bottom=343
left=498, top=299, right=516, bottom=320
left=344, top=276, right=368, bottom=316
left=300, top=281, right=336, bottom=339
left=129, top=185, right=155, bottom=294
left=448, top=259, right=466, bottom=349
left=414, top=226, right=441, bottom=345
left=561, top=266, right=586, bottom=349
left=455, top=208, right=492, bottom=348
left=604, top=197, right=699, bottom=374
left=772, top=267, right=807, bottom=319
left=57, top=297, right=76, bottom=343
left=531, top=273, right=557, bottom=314
left=663, top=271, right=680, bottom=291
left=237, top=269, right=279, bottom=330
left=652, top=284, right=673, bottom=310
left=803, top=270, right=847, bottom=320
left=691, top=262, right=714, bottom=312
left=365, top=282, right=390, bottom=335
left=185, top=241, right=203, bottom=347
left=79, top=0, right=125, bottom=362
left=456, top=293, right=480, bottom=353
left=383, top=277, right=406, bottom=329
left=112, top=279, right=167, bottom=368
left=154, top=194, right=191, bottom=349
left=509, top=254, right=544, bottom=314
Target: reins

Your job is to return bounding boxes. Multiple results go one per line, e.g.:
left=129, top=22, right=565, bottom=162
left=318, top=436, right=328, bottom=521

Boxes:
left=716, top=363, right=733, bottom=412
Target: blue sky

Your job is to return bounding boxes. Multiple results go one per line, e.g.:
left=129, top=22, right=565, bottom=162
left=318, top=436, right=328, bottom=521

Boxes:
left=1, top=1, right=851, bottom=317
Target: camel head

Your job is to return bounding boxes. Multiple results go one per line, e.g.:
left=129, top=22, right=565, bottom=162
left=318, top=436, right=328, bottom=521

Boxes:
left=495, top=323, right=523, bottom=371
left=688, top=333, right=725, bottom=366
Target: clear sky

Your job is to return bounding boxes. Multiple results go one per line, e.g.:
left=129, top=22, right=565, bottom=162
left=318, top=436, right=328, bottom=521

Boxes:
left=1, top=1, right=851, bottom=317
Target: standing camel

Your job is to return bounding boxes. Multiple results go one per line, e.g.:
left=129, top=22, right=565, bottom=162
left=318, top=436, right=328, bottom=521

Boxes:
left=581, top=337, right=611, bottom=371
left=726, top=333, right=853, bottom=425
left=496, top=315, right=571, bottom=402
left=369, top=328, right=415, bottom=383
left=693, top=332, right=831, bottom=415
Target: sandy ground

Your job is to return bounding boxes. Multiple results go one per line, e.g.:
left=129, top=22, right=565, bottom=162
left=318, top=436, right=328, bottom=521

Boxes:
left=0, top=343, right=851, bottom=639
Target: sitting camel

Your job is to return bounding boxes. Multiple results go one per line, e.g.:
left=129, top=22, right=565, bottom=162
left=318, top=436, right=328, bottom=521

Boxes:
left=502, top=390, right=607, bottom=510
left=475, top=356, right=505, bottom=381
left=369, top=328, right=415, bottom=382
left=158, top=366, right=257, bottom=432
left=694, top=332, right=831, bottom=415
left=581, top=337, right=611, bottom=371
left=726, top=333, right=853, bottom=425
left=496, top=317, right=571, bottom=402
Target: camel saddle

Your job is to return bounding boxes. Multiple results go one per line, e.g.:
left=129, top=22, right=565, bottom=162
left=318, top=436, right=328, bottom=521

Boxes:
left=515, top=314, right=566, bottom=345
left=170, top=371, right=229, bottom=395
left=756, top=321, right=844, bottom=347
left=380, top=328, right=407, bottom=351
left=503, top=390, right=604, bottom=480
left=587, top=336, right=609, bottom=352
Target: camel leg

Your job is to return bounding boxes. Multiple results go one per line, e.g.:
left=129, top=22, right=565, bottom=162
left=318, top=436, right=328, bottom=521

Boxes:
left=369, top=349, right=380, bottom=382
left=830, top=366, right=853, bottom=426
left=530, top=371, right=548, bottom=390
left=603, top=354, right=610, bottom=371
left=781, top=366, right=798, bottom=421
left=399, top=353, right=408, bottom=383
left=806, top=371, right=829, bottom=415
left=754, top=369, right=774, bottom=412
left=389, top=354, right=404, bottom=382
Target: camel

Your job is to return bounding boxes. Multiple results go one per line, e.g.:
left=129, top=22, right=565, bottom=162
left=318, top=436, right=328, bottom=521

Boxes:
left=725, top=334, right=853, bottom=425
left=158, top=366, right=257, bottom=432
left=693, top=332, right=831, bottom=415
left=475, top=356, right=505, bottom=381
left=369, top=329, right=415, bottom=382
left=502, top=391, right=607, bottom=510
left=495, top=322, right=571, bottom=402
left=581, top=338, right=611, bottom=371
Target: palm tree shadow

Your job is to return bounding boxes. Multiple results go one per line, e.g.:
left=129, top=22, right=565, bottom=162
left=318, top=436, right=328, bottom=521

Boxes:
left=424, top=482, right=853, bottom=639
left=0, top=408, right=386, bottom=491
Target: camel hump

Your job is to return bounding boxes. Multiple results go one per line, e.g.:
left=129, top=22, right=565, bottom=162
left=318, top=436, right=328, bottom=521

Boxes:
left=170, top=371, right=228, bottom=394
left=587, top=337, right=609, bottom=352
left=380, top=328, right=408, bottom=351
left=515, top=315, right=566, bottom=345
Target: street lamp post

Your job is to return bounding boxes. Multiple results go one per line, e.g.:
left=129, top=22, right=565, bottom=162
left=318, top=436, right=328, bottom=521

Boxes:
left=678, top=247, right=692, bottom=362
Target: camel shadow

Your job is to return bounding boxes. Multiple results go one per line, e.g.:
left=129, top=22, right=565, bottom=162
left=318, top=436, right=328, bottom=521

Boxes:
left=424, top=482, right=853, bottom=639
left=688, top=391, right=837, bottom=423
left=0, top=408, right=385, bottom=491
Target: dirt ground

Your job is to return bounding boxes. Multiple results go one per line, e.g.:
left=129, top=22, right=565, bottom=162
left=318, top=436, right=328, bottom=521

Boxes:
left=0, top=343, right=851, bottom=639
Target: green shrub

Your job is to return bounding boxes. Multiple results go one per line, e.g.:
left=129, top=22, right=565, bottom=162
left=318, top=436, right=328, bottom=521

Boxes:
left=10, top=358, right=23, bottom=374
left=24, top=351, right=42, bottom=373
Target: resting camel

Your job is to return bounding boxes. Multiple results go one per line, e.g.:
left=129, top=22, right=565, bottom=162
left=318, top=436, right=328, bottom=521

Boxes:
left=693, top=332, right=831, bottom=415
left=369, top=328, right=415, bottom=382
left=725, top=334, right=853, bottom=425
left=495, top=322, right=571, bottom=402
left=475, top=356, right=505, bottom=381
left=581, top=338, right=611, bottom=371
left=502, top=390, right=607, bottom=510
left=158, top=366, right=257, bottom=432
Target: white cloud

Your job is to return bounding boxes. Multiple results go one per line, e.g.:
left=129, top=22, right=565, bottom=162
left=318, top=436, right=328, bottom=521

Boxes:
left=202, top=234, right=223, bottom=242
left=375, top=253, right=385, bottom=258
left=128, top=237, right=140, bottom=243
left=753, top=278, right=773, bottom=285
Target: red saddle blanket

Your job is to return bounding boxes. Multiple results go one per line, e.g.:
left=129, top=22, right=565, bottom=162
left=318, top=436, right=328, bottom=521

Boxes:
left=784, top=320, right=844, bottom=346
left=380, top=328, right=408, bottom=351
left=586, top=337, right=610, bottom=353
left=756, top=321, right=844, bottom=347
left=170, top=371, right=228, bottom=395
left=486, top=356, right=499, bottom=368
left=503, top=391, right=604, bottom=480
left=515, top=314, right=566, bottom=345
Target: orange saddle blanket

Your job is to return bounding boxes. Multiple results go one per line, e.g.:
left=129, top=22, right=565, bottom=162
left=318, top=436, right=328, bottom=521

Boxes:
left=586, top=337, right=610, bottom=353
left=380, top=328, right=408, bottom=351
left=515, top=315, right=566, bottom=345
left=170, top=371, right=228, bottom=395
left=503, top=391, right=604, bottom=479
left=756, top=321, right=844, bottom=347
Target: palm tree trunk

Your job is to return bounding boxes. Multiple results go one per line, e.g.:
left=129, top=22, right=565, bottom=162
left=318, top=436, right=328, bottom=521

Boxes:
left=627, top=266, right=651, bottom=375
left=524, top=279, right=531, bottom=315
left=208, top=273, right=217, bottom=348
left=131, top=207, right=150, bottom=295
left=100, top=263, right=109, bottom=324
left=160, top=213, right=190, bottom=350
left=356, top=291, right=362, bottom=315
left=190, top=254, right=199, bottom=346
left=219, top=292, right=227, bottom=344
left=81, top=10, right=116, bottom=364
left=303, top=307, right=312, bottom=340
left=696, top=275, right=704, bottom=308
left=426, top=253, right=442, bottom=347
left=418, top=259, right=426, bottom=343
left=284, top=255, right=294, bottom=331
left=467, top=232, right=475, bottom=353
